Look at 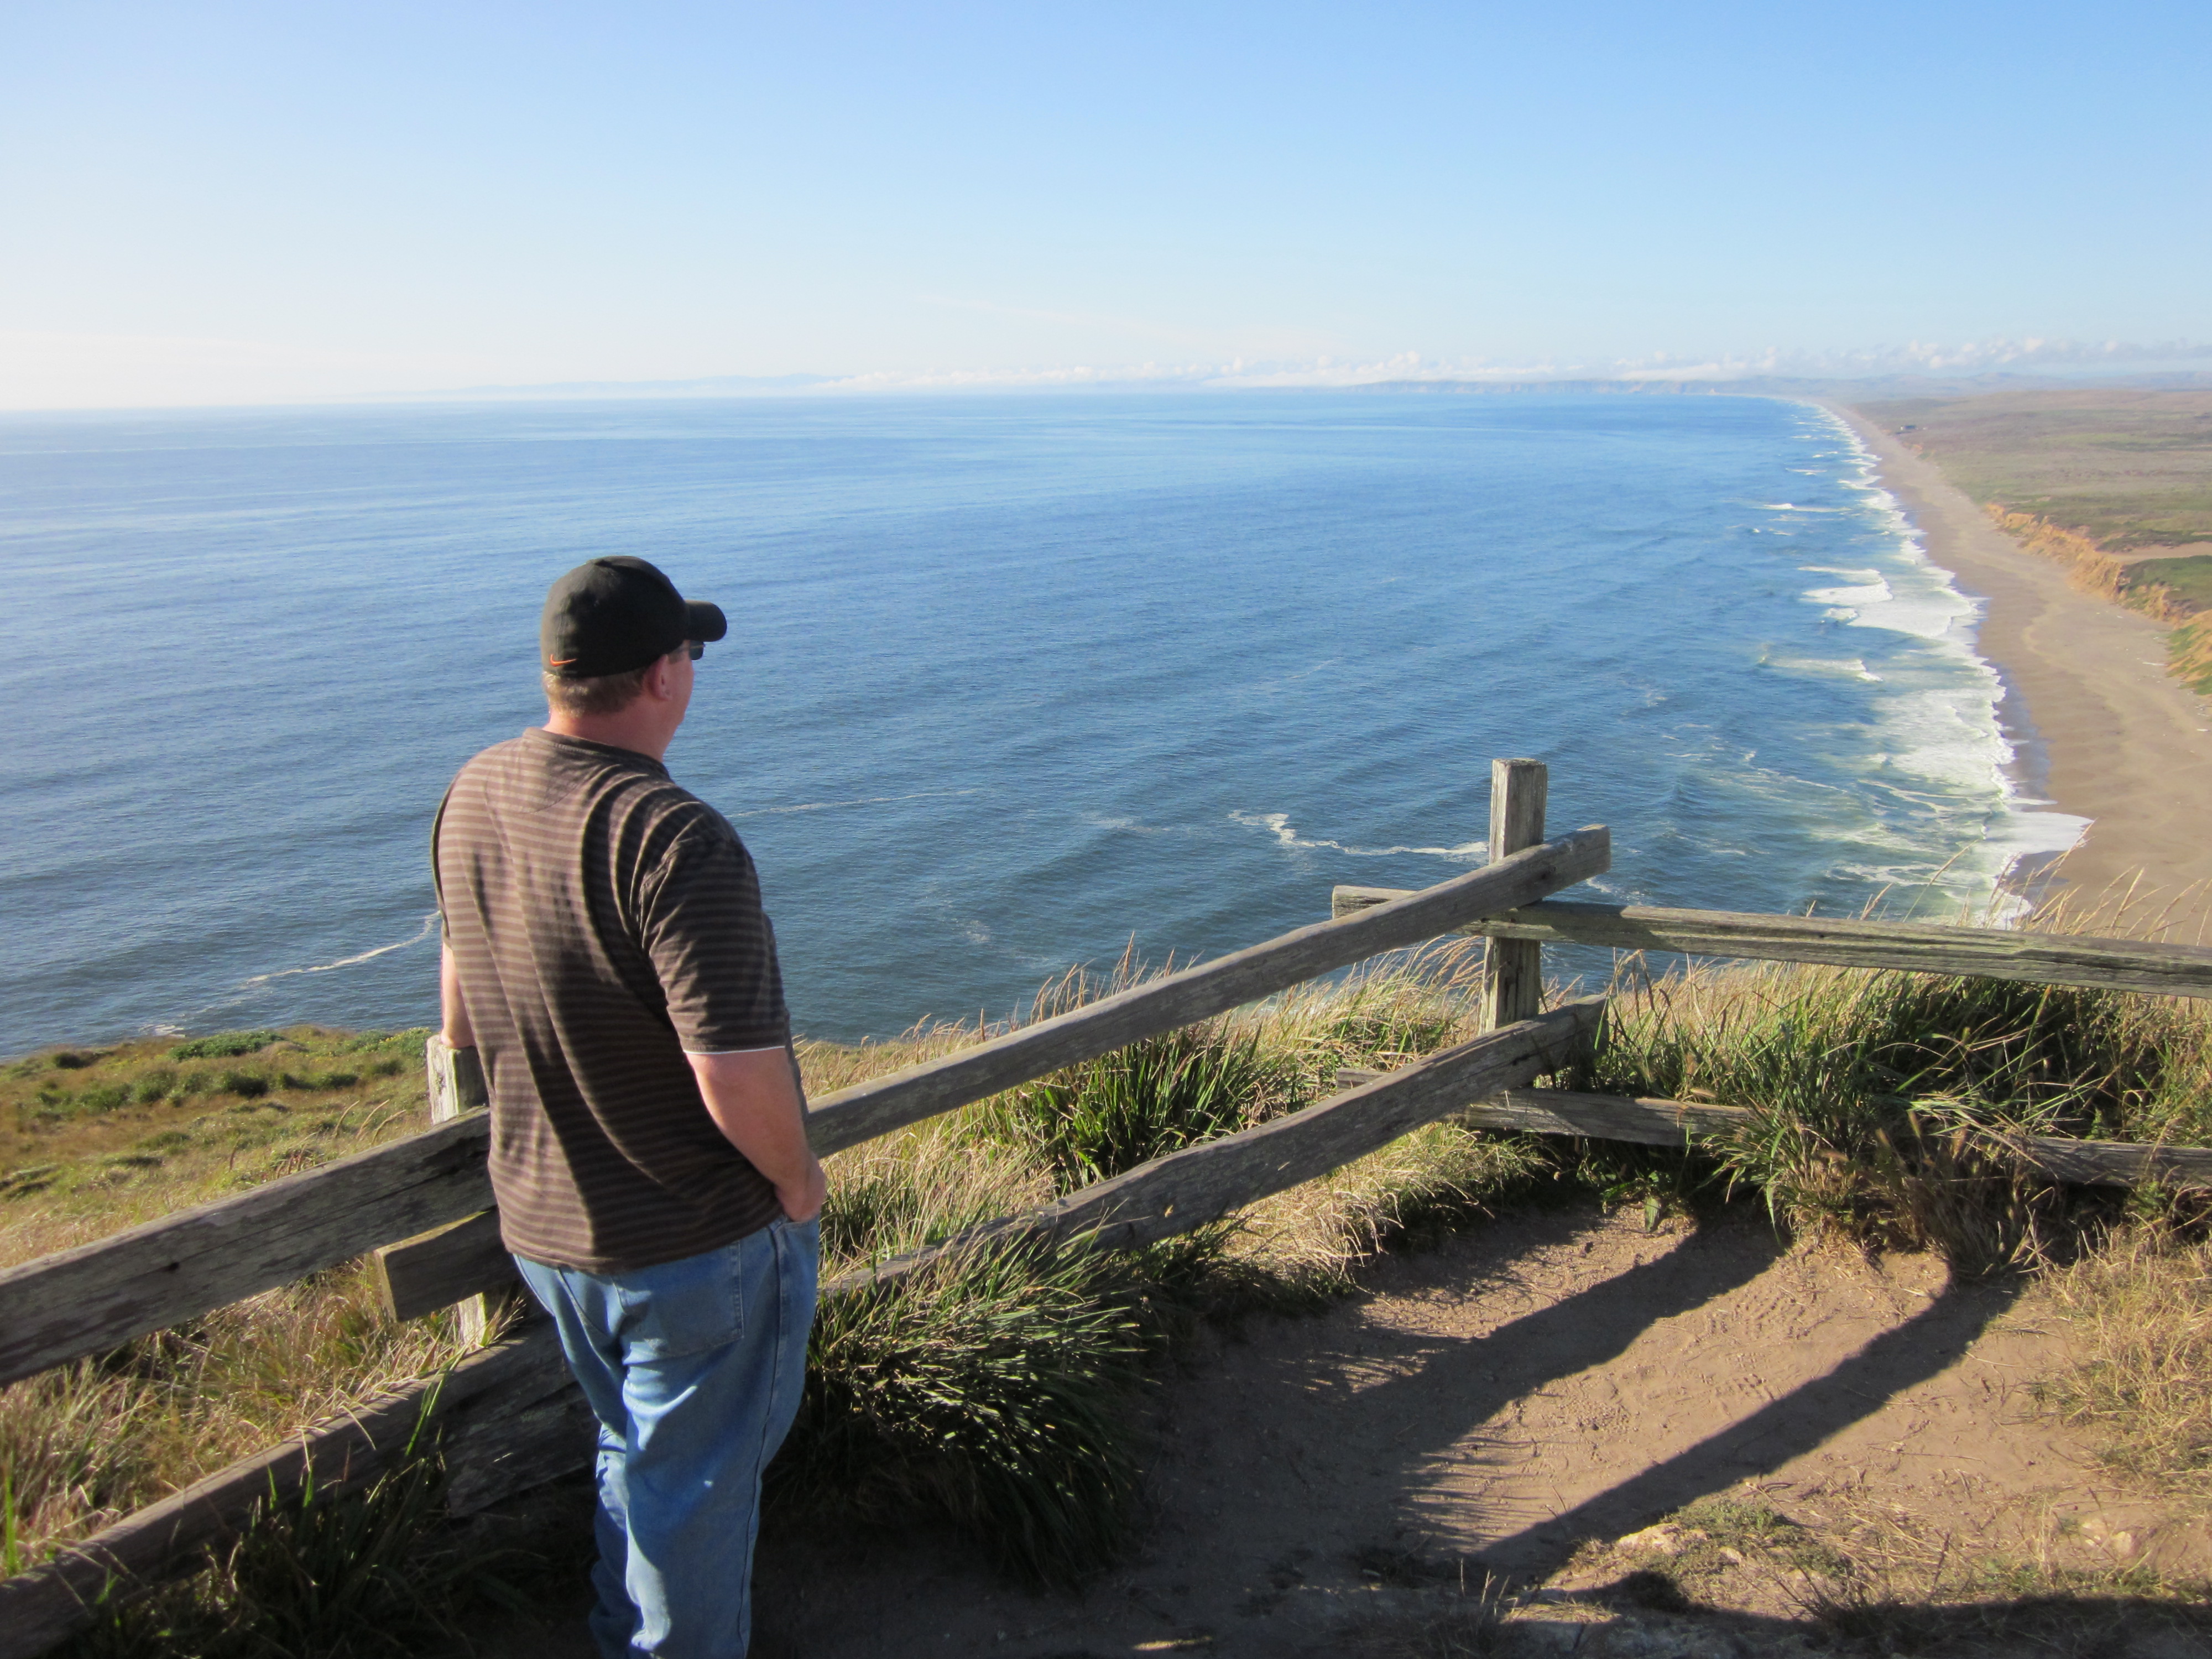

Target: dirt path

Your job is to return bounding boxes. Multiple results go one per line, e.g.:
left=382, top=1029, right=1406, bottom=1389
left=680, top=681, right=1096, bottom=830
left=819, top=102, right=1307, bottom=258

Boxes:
left=726, top=1204, right=2199, bottom=1656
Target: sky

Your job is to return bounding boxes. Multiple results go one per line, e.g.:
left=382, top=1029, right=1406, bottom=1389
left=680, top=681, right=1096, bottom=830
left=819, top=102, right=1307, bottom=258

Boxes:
left=3, top=0, right=2209, bottom=408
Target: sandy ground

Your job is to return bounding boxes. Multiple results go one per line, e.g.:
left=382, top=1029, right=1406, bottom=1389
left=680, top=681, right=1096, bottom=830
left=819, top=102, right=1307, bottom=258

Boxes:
left=1825, top=403, right=2212, bottom=932
left=478, top=1206, right=2201, bottom=1657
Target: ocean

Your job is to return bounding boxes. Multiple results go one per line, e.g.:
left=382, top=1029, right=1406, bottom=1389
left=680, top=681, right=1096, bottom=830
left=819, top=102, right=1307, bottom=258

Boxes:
left=0, top=392, right=2085, bottom=1056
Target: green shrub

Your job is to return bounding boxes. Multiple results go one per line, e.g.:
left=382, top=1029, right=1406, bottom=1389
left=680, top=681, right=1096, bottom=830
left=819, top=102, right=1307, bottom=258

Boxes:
left=279, top=1071, right=360, bottom=1093
left=219, top=1071, right=270, bottom=1099
left=57, top=1446, right=529, bottom=1659
left=74, top=1083, right=132, bottom=1113
left=773, top=1237, right=1151, bottom=1587
left=1574, top=959, right=2212, bottom=1264
left=998, top=1018, right=1298, bottom=1190
left=133, top=1068, right=179, bottom=1105
left=171, top=1032, right=278, bottom=1062
left=1, top=1164, right=61, bottom=1199
left=51, top=1051, right=102, bottom=1071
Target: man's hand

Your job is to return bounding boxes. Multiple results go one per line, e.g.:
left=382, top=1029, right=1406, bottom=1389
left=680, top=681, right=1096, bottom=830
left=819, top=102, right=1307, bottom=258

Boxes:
left=686, top=1048, right=826, bottom=1223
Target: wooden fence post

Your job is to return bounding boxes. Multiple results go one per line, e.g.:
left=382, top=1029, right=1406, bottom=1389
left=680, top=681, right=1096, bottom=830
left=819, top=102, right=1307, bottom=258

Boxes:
left=1481, top=759, right=1548, bottom=1030
left=424, top=1035, right=504, bottom=1345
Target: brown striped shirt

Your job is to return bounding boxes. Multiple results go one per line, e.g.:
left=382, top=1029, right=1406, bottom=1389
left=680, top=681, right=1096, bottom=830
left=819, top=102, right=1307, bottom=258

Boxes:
left=433, top=728, right=788, bottom=1273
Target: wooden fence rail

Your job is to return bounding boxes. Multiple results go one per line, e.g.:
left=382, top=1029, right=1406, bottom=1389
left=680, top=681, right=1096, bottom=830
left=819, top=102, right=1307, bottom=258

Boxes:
left=800, top=825, right=1611, bottom=1154
left=0, top=1322, right=576, bottom=1659
left=1334, top=1072, right=2212, bottom=1188
left=1331, top=891, right=2212, bottom=999
left=0, top=1115, right=493, bottom=1390
left=832, top=998, right=1605, bottom=1295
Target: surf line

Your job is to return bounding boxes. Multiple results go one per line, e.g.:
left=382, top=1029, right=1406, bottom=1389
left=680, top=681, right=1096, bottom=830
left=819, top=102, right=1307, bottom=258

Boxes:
left=728, top=787, right=982, bottom=818
left=1229, top=811, right=1486, bottom=862
left=242, top=911, right=440, bottom=985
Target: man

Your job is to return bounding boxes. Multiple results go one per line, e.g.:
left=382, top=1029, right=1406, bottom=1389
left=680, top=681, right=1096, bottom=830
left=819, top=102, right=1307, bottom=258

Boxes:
left=432, top=555, right=826, bottom=1659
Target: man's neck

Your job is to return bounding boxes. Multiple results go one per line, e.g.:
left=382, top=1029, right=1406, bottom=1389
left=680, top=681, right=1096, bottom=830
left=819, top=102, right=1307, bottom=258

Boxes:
left=543, top=711, right=674, bottom=761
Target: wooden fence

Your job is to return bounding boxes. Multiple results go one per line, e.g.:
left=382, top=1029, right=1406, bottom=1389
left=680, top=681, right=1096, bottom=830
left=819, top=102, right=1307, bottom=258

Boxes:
left=3, top=759, right=2210, bottom=1656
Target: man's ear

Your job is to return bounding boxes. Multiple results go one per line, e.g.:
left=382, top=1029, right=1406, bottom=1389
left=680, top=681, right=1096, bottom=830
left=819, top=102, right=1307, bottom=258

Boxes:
left=641, top=653, right=681, bottom=703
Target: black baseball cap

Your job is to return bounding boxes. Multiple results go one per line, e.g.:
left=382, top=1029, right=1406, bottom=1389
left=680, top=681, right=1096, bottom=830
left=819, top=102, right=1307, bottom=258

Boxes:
left=540, top=556, right=728, bottom=679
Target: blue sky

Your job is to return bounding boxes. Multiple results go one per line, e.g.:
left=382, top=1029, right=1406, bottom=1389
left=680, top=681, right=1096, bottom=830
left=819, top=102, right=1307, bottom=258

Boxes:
left=3, top=1, right=2208, bottom=405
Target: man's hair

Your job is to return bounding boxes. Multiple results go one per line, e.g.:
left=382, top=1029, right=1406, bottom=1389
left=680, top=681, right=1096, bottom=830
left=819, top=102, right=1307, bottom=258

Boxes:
left=543, top=641, right=688, bottom=717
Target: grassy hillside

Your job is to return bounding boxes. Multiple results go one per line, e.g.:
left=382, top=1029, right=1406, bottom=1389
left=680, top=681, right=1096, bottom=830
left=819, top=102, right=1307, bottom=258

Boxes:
left=1854, top=389, right=2212, bottom=693
left=1857, top=388, right=2212, bottom=557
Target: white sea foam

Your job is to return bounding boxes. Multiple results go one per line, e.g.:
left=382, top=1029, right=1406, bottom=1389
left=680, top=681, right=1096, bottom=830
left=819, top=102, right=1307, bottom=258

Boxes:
left=1803, top=406, right=2090, bottom=910
left=1762, top=653, right=1882, bottom=681
left=729, top=787, right=982, bottom=818
left=1229, top=811, right=1486, bottom=862
left=1803, top=579, right=1891, bottom=609
left=242, top=911, right=439, bottom=985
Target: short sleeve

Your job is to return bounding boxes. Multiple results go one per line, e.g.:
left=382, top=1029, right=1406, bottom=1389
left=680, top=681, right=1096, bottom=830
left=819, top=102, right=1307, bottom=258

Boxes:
left=639, top=816, right=791, bottom=1053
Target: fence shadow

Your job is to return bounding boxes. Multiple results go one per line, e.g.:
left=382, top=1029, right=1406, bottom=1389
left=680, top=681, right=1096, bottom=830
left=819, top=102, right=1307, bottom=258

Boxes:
left=1466, top=1271, right=2026, bottom=1577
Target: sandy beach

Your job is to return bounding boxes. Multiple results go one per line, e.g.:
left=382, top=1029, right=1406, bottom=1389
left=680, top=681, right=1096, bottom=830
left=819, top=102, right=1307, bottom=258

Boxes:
left=1824, top=402, right=2212, bottom=935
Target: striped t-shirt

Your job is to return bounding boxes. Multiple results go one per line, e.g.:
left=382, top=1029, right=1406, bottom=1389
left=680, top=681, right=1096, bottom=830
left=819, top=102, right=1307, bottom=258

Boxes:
left=432, top=728, right=789, bottom=1273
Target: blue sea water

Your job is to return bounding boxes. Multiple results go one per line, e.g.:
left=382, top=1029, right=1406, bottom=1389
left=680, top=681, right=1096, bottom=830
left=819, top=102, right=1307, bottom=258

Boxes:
left=0, top=392, right=2084, bottom=1056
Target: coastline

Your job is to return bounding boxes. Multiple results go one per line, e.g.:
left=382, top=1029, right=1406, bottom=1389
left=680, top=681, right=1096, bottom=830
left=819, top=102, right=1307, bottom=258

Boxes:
left=1822, top=400, right=2212, bottom=935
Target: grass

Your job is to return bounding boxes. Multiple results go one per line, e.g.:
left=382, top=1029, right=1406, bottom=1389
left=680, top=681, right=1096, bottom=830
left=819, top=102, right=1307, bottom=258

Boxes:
left=773, top=1234, right=1159, bottom=1586
left=1858, top=389, right=2212, bottom=555
left=0, top=1026, right=429, bottom=1270
left=10, top=926, right=2212, bottom=1645
left=1855, top=389, right=2212, bottom=700
left=55, top=1440, right=540, bottom=1659
left=2034, top=1226, right=2212, bottom=1500
left=1566, top=1489, right=2212, bottom=1656
left=1572, top=936, right=2212, bottom=1271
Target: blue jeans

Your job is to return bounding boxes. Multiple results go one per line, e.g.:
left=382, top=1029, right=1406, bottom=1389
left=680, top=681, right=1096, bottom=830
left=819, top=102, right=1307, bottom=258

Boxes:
left=514, top=1216, right=820, bottom=1659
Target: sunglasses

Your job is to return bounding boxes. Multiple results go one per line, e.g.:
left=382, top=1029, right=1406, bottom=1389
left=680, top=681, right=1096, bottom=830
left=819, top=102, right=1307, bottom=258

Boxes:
left=686, top=641, right=705, bottom=661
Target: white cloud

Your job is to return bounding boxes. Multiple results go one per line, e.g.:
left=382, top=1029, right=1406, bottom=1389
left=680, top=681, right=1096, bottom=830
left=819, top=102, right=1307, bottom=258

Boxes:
left=7, top=330, right=2208, bottom=412
left=805, top=337, right=2212, bottom=395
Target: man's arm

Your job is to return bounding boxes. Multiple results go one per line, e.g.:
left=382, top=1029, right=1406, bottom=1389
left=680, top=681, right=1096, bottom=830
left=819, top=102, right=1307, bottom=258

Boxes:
left=686, top=1050, right=826, bottom=1223
left=440, top=942, right=476, bottom=1048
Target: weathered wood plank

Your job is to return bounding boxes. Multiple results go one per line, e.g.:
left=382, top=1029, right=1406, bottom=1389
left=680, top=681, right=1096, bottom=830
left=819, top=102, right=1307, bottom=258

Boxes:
left=2019, top=1136, right=2212, bottom=1188
left=425, top=1034, right=488, bottom=1120
left=0, top=1114, right=494, bottom=1389
left=804, top=827, right=1610, bottom=1156
left=1339, top=1076, right=1754, bottom=1144
left=1333, top=1072, right=2212, bottom=1188
left=1482, top=759, right=1547, bottom=1031
left=828, top=998, right=1608, bottom=1296
left=415, top=1037, right=513, bottom=1341
left=439, top=1379, right=599, bottom=1519
left=1330, top=891, right=2212, bottom=1000
left=0, top=1321, right=569, bottom=1659
left=371, top=1209, right=509, bottom=1323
